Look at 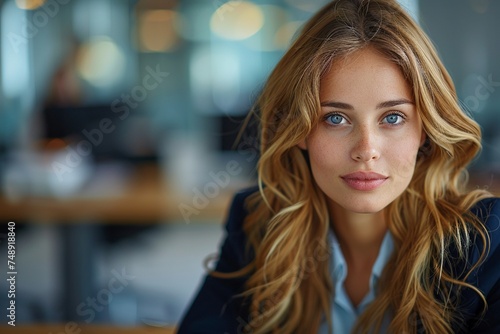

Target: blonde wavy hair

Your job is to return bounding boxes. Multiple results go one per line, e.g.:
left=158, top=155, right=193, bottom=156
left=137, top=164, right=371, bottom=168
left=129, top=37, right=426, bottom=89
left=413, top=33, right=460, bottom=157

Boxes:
left=214, top=0, right=492, bottom=333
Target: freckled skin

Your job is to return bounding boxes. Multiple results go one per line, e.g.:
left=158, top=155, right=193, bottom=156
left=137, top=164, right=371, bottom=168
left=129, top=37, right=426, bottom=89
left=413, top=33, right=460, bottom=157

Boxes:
left=299, top=47, right=425, bottom=215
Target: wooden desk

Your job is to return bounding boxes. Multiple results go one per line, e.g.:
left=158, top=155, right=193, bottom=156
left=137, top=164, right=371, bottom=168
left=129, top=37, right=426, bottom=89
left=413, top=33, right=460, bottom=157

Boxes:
left=0, top=163, right=250, bottom=323
left=0, top=164, right=244, bottom=223
left=0, top=324, right=175, bottom=334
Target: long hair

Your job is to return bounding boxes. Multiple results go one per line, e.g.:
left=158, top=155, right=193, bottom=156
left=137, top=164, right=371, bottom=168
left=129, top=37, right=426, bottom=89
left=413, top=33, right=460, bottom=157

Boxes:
left=217, top=0, right=492, bottom=333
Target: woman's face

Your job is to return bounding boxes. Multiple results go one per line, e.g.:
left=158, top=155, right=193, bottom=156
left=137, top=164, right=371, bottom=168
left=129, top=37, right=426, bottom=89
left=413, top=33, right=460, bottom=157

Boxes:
left=299, top=47, right=425, bottom=214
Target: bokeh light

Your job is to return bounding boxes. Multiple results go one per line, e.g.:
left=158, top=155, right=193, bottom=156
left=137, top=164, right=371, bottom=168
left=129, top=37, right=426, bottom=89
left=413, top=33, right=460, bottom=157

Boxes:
left=76, top=36, right=126, bottom=88
left=15, top=0, right=45, bottom=10
left=244, top=5, right=290, bottom=52
left=210, top=1, right=264, bottom=40
left=138, top=9, right=180, bottom=52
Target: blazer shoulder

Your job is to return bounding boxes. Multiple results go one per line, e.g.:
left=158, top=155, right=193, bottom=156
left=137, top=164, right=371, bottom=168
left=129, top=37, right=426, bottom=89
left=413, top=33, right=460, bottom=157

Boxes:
left=471, top=197, right=500, bottom=225
left=471, top=197, right=500, bottom=250
left=458, top=198, right=500, bottom=331
left=224, top=186, right=259, bottom=233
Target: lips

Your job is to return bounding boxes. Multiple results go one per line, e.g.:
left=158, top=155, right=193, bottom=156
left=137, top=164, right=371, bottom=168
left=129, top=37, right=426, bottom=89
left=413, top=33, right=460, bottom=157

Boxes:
left=340, top=171, right=388, bottom=191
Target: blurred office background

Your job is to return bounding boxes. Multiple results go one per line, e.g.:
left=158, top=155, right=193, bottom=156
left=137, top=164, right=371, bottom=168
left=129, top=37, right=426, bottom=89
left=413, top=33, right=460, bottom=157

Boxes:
left=0, top=0, right=498, bottom=332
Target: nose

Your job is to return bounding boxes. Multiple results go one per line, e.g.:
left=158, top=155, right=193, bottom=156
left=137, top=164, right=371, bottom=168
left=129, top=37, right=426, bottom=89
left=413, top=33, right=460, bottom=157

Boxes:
left=350, top=126, right=381, bottom=162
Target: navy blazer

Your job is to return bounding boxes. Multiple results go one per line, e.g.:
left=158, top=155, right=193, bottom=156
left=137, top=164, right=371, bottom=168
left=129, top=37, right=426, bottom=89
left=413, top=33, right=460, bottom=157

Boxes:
left=177, top=188, right=500, bottom=333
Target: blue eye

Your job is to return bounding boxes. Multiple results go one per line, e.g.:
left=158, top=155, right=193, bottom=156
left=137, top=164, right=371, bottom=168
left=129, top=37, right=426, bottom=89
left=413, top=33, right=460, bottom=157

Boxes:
left=382, top=113, right=404, bottom=125
left=326, top=114, right=345, bottom=125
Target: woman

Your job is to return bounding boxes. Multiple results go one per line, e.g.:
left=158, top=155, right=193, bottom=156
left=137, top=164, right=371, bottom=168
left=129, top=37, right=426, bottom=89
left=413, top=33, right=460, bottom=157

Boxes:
left=178, top=0, right=500, bottom=333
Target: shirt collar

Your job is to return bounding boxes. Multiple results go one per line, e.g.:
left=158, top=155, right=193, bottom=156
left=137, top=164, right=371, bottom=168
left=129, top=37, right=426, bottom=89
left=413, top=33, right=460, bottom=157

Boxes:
left=329, top=229, right=394, bottom=285
left=371, top=231, right=394, bottom=281
left=329, top=231, right=347, bottom=282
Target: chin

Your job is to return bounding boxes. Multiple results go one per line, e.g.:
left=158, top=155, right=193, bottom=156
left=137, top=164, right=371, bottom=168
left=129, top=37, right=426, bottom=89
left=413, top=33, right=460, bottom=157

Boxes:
left=336, top=200, right=390, bottom=214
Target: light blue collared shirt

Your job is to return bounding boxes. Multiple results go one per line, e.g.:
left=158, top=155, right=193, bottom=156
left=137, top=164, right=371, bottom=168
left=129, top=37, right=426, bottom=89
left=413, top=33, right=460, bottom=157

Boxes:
left=319, top=230, right=394, bottom=333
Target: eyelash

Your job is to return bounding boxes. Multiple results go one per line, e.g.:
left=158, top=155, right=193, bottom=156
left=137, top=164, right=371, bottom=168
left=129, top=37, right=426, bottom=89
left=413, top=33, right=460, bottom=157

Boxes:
left=381, top=111, right=407, bottom=126
left=323, top=111, right=407, bottom=127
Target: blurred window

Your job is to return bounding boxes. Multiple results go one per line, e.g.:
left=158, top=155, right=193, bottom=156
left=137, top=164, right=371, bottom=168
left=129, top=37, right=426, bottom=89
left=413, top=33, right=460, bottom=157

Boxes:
left=1, top=0, right=30, bottom=99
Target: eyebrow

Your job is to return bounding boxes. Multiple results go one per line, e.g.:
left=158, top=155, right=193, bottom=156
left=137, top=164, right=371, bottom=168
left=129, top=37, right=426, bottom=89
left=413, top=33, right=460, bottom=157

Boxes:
left=320, top=98, right=414, bottom=110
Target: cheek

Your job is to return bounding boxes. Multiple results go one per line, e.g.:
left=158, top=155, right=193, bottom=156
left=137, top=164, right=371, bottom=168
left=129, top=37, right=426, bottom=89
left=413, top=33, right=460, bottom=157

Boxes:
left=307, top=135, right=345, bottom=170
left=386, top=137, right=421, bottom=178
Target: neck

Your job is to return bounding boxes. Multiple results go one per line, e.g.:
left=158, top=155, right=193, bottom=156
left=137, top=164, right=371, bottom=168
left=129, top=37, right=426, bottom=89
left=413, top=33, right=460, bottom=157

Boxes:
left=329, top=201, right=388, bottom=266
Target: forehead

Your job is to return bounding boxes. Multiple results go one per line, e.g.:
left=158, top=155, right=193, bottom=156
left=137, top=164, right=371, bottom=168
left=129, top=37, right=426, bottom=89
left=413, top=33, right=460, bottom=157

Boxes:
left=320, top=47, right=412, bottom=102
